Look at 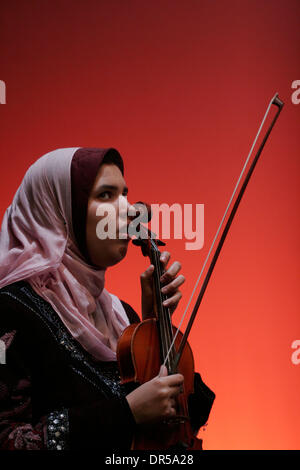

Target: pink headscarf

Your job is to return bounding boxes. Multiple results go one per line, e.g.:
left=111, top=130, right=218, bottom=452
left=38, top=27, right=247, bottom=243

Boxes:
left=0, top=147, right=130, bottom=361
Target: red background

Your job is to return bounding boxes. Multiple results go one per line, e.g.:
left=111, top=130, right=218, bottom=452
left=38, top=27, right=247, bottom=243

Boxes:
left=1, top=0, right=299, bottom=450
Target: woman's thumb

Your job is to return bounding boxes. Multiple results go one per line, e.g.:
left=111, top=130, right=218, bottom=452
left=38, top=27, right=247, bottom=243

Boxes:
left=158, top=364, right=168, bottom=377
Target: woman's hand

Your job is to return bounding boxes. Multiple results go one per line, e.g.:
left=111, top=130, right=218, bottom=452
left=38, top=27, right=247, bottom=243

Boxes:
left=140, top=251, right=185, bottom=320
left=126, top=365, right=184, bottom=425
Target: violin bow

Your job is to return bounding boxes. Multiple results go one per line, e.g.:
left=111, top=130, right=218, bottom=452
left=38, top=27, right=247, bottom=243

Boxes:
left=165, top=93, right=284, bottom=373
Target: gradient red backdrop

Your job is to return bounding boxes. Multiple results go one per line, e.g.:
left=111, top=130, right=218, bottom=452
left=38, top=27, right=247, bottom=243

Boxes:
left=1, top=0, right=299, bottom=450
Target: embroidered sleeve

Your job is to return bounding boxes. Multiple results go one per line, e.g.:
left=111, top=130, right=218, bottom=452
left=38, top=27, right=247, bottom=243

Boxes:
left=0, top=330, right=69, bottom=450
left=46, top=409, right=69, bottom=450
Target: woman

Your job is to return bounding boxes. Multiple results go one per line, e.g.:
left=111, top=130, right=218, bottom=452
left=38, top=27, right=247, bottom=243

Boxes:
left=0, top=147, right=214, bottom=450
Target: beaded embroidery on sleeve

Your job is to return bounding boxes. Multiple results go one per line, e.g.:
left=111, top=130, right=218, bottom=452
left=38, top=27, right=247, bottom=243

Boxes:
left=47, top=410, right=69, bottom=450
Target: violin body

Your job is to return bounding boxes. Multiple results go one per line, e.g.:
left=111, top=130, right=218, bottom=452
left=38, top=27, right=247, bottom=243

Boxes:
left=117, top=319, right=203, bottom=450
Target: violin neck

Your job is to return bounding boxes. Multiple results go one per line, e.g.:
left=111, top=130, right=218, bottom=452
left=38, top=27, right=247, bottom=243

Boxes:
left=150, top=245, right=177, bottom=374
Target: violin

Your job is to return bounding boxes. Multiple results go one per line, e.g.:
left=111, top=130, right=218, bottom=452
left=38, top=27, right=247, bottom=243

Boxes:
left=117, top=223, right=202, bottom=450
left=117, top=93, right=284, bottom=450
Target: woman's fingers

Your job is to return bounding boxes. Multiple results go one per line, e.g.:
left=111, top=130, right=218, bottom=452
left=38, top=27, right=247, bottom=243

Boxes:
left=126, top=366, right=184, bottom=424
left=140, top=251, right=185, bottom=318
left=159, top=257, right=185, bottom=314
left=165, top=372, right=184, bottom=387
left=163, top=290, right=182, bottom=308
left=161, top=274, right=185, bottom=295
left=159, top=251, right=171, bottom=269
left=160, top=260, right=181, bottom=285
left=160, top=373, right=183, bottom=418
left=169, top=397, right=176, bottom=407
left=167, top=406, right=177, bottom=417
left=158, top=364, right=168, bottom=377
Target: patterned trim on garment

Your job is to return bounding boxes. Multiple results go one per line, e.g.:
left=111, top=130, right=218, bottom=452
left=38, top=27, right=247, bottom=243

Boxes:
left=47, top=409, right=69, bottom=450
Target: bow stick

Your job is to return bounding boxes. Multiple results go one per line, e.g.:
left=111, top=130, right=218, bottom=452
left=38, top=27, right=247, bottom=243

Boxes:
left=166, top=93, right=284, bottom=373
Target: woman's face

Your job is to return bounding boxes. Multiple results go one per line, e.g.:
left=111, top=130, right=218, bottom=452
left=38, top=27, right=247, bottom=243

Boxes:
left=86, top=163, right=131, bottom=268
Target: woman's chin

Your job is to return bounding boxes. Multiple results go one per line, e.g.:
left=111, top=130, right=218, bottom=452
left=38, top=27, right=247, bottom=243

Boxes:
left=106, top=244, right=130, bottom=267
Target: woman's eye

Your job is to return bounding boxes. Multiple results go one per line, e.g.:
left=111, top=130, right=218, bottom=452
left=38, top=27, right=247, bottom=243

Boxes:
left=99, top=191, right=111, bottom=200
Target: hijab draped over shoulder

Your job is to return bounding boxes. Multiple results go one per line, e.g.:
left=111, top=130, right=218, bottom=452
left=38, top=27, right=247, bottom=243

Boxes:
left=0, top=147, right=130, bottom=361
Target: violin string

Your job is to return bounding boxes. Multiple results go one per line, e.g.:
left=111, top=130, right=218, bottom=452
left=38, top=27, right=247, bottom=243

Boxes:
left=138, top=225, right=175, bottom=373
left=153, top=243, right=175, bottom=373
left=157, top=248, right=175, bottom=372
left=162, top=93, right=277, bottom=369
left=152, top=243, right=170, bottom=370
left=140, top=226, right=169, bottom=371
left=154, top=245, right=186, bottom=419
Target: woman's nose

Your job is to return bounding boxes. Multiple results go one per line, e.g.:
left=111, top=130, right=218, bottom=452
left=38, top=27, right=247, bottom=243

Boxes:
left=118, top=198, right=152, bottom=223
left=117, top=195, right=134, bottom=222
left=127, top=201, right=138, bottom=222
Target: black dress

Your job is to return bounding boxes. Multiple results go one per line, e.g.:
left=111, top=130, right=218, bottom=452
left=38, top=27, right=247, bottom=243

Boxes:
left=0, top=281, right=215, bottom=450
